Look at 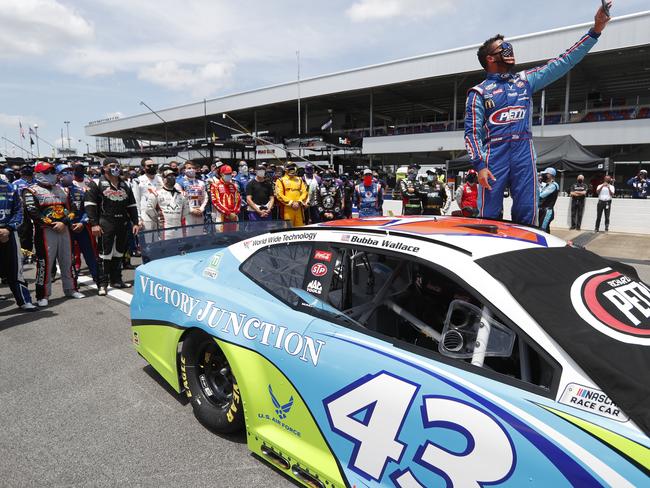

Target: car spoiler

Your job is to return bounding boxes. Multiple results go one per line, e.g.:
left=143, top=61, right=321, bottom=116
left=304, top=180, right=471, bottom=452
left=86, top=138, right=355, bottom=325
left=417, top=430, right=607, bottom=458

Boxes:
left=139, top=221, right=291, bottom=263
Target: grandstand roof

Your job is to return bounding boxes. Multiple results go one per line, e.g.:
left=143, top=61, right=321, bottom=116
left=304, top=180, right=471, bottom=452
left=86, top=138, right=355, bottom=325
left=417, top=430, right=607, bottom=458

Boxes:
left=86, top=11, right=650, bottom=140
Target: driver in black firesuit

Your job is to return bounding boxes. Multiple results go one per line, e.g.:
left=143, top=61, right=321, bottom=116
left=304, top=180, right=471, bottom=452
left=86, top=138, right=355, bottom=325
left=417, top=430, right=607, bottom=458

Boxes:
left=420, top=170, right=448, bottom=216
left=317, top=170, right=343, bottom=221
left=85, top=158, right=140, bottom=296
left=399, top=164, right=422, bottom=215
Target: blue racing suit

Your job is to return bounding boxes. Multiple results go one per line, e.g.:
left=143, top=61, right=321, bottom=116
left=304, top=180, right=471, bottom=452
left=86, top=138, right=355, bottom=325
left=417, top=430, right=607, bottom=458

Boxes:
left=465, top=29, right=600, bottom=225
left=538, top=181, right=559, bottom=232
left=354, top=182, right=383, bottom=217
left=0, top=180, right=32, bottom=306
left=68, top=184, right=99, bottom=282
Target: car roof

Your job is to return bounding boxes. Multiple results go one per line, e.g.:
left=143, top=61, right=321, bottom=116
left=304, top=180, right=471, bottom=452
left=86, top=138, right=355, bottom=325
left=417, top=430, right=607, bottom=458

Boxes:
left=317, top=216, right=566, bottom=259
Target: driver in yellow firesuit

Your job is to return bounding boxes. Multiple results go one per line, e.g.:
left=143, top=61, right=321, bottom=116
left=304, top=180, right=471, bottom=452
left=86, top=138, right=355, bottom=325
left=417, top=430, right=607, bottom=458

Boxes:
left=275, top=162, right=308, bottom=227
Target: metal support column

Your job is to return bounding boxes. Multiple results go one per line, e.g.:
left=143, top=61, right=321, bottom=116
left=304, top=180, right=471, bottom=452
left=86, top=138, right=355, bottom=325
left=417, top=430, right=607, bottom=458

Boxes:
left=563, top=72, right=571, bottom=123
left=452, top=79, right=458, bottom=130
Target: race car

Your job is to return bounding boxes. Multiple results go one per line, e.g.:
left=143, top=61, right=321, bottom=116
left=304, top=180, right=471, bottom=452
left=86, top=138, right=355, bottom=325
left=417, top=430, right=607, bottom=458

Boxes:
left=130, top=217, right=649, bottom=487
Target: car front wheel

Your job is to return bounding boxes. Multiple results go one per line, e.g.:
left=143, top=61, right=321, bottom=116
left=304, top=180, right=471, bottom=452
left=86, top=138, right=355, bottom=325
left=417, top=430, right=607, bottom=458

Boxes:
left=180, top=330, right=244, bottom=434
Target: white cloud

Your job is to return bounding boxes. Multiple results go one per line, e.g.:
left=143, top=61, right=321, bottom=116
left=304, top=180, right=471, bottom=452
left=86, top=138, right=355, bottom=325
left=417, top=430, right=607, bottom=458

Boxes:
left=137, top=61, right=234, bottom=96
left=346, top=0, right=454, bottom=22
left=0, top=0, right=93, bottom=57
left=0, top=113, right=40, bottom=131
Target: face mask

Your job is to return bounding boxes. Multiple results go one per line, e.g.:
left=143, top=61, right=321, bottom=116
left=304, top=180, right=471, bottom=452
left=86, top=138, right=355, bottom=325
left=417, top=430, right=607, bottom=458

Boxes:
left=467, top=174, right=477, bottom=184
left=239, top=165, right=248, bottom=176
left=165, top=175, right=177, bottom=187
left=363, top=175, right=373, bottom=186
left=60, top=174, right=73, bottom=187
left=288, top=169, right=296, bottom=176
left=541, top=174, right=550, bottom=182
left=73, top=167, right=85, bottom=178
left=577, top=178, right=584, bottom=183
left=266, top=172, right=275, bottom=179
left=256, top=170, right=265, bottom=178
left=109, top=167, right=121, bottom=177
left=223, top=175, right=232, bottom=183
left=185, top=169, right=196, bottom=179
left=36, top=173, right=56, bottom=186
left=427, top=175, right=434, bottom=182
left=145, top=166, right=157, bottom=175
left=202, top=169, right=209, bottom=175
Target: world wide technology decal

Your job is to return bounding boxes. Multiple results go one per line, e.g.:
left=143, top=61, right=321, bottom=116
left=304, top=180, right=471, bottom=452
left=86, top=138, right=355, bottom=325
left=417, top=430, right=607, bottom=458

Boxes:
left=570, top=267, right=650, bottom=345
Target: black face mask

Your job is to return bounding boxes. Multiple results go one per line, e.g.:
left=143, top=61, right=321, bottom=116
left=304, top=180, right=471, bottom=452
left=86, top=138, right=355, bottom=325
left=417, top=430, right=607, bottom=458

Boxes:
left=467, top=174, right=477, bottom=184
left=164, top=175, right=177, bottom=187
left=145, top=166, right=157, bottom=175
left=541, top=174, right=550, bottom=182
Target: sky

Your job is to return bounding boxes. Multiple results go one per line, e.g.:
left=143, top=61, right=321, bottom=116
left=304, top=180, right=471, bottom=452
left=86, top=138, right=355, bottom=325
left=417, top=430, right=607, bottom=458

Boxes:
left=0, top=0, right=648, bottom=157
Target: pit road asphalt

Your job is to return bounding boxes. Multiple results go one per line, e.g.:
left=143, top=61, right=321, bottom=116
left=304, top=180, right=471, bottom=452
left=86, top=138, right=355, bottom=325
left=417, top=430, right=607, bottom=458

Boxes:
left=1, top=231, right=649, bottom=487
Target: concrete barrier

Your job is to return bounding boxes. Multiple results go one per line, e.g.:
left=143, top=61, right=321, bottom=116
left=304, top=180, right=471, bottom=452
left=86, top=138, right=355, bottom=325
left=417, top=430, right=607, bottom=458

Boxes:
left=382, top=196, right=650, bottom=235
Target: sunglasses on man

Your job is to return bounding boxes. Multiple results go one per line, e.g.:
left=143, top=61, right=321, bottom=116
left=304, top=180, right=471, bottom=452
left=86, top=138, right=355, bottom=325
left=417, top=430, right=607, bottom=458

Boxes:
left=490, top=42, right=514, bottom=58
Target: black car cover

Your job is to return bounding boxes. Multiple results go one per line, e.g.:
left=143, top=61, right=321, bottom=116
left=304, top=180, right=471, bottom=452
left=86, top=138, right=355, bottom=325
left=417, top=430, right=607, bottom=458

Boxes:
left=477, top=246, right=650, bottom=436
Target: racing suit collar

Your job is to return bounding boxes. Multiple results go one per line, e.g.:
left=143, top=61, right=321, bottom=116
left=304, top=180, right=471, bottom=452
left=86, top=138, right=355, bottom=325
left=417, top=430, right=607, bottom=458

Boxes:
left=487, top=72, right=515, bottom=81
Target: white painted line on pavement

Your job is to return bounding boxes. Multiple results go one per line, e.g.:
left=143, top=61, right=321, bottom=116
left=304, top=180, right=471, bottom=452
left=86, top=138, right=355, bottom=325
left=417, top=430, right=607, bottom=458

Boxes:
left=76, top=274, right=133, bottom=306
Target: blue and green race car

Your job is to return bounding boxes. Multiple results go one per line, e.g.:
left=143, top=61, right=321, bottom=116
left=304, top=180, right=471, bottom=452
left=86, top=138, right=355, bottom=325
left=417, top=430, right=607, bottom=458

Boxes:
left=131, top=216, right=649, bottom=487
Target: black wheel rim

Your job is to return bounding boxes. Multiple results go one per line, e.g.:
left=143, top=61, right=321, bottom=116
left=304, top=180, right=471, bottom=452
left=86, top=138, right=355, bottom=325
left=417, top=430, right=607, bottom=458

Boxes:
left=195, top=341, right=233, bottom=409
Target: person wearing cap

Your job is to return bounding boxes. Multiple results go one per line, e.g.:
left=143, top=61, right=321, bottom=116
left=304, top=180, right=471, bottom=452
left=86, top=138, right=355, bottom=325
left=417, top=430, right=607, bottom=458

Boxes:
left=316, top=170, right=342, bottom=221
left=58, top=163, right=99, bottom=283
left=399, top=164, right=423, bottom=215
left=23, top=162, right=84, bottom=306
left=146, top=167, right=190, bottom=239
left=303, top=163, right=321, bottom=224
left=85, top=158, right=140, bottom=295
left=14, top=165, right=36, bottom=263
left=538, top=167, right=559, bottom=233
left=246, top=163, right=274, bottom=221
left=131, top=158, right=163, bottom=233
left=569, top=174, right=588, bottom=230
left=354, top=169, right=383, bottom=217
left=626, top=169, right=649, bottom=199
left=0, top=176, right=36, bottom=310
left=275, top=162, right=308, bottom=227
left=420, top=170, right=448, bottom=216
left=233, top=160, right=253, bottom=220
left=210, top=165, right=240, bottom=230
left=455, top=169, right=479, bottom=217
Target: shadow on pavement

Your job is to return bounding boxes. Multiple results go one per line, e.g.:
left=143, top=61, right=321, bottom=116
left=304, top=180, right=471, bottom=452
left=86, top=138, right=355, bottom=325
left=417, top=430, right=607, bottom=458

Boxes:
left=143, top=364, right=190, bottom=406
left=0, top=306, right=56, bottom=332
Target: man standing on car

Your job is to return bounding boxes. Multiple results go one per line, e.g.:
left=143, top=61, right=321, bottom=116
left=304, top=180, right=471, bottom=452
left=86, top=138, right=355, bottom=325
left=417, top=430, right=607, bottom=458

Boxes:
left=275, top=162, right=308, bottom=227
left=23, top=162, right=85, bottom=306
left=85, top=158, right=140, bottom=296
left=246, top=164, right=274, bottom=221
left=595, top=175, right=615, bottom=233
left=465, top=4, right=611, bottom=225
left=569, top=174, right=588, bottom=230
left=132, top=158, right=163, bottom=232
left=0, top=176, right=35, bottom=310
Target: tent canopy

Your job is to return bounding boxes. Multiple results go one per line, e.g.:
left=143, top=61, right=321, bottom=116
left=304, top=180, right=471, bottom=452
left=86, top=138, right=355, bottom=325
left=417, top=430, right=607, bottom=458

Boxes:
left=448, top=135, right=606, bottom=172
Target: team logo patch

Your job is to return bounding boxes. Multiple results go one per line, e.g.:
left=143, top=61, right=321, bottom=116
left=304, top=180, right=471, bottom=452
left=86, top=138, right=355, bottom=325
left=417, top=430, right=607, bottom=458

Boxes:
left=570, top=268, right=650, bottom=345
left=488, top=106, right=526, bottom=125
left=311, top=263, right=328, bottom=277
left=313, top=250, right=332, bottom=262
left=485, top=98, right=496, bottom=109
left=306, top=280, right=323, bottom=295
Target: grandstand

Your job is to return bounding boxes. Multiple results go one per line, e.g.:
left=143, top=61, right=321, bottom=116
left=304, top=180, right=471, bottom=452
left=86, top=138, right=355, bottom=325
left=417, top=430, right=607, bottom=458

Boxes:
left=86, top=11, right=650, bottom=170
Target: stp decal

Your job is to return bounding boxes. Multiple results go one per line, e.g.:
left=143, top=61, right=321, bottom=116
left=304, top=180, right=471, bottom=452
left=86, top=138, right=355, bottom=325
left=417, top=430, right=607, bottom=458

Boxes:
left=570, top=268, right=650, bottom=345
left=311, top=263, right=328, bottom=277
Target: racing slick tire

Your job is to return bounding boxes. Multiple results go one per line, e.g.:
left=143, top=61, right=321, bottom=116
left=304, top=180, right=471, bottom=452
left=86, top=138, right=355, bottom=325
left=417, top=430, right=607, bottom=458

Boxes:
left=180, top=330, right=244, bottom=434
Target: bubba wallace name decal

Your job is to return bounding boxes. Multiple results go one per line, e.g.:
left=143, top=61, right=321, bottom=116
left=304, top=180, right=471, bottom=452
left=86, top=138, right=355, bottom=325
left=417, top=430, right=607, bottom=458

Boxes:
left=570, top=267, right=650, bottom=345
left=139, top=276, right=325, bottom=366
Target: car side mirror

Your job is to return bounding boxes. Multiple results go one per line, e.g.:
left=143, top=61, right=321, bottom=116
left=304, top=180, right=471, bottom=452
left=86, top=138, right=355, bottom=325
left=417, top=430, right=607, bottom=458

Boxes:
left=439, top=300, right=515, bottom=365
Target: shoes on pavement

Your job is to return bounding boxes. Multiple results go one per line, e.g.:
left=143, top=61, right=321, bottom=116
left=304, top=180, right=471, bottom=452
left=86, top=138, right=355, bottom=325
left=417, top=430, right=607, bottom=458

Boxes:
left=111, top=281, right=132, bottom=289
left=569, top=226, right=575, bottom=230
left=65, top=291, right=85, bottom=299
left=20, top=303, right=37, bottom=311
left=98, top=286, right=107, bottom=296
left=36, top=298, right=48, bottom=307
